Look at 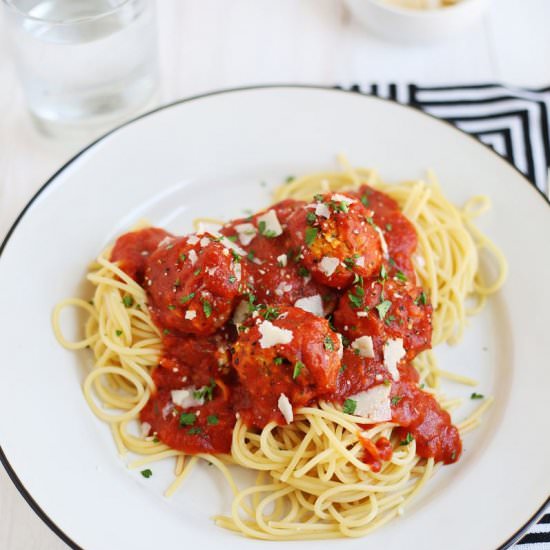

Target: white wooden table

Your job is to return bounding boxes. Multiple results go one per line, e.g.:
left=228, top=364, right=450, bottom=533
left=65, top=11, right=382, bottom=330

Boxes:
left=1, top=1, right=549, bottom=548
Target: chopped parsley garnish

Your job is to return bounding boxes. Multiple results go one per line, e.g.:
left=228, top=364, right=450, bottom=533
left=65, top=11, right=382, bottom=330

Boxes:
left=470, top=392, right=484, bottom=400
left=415, top=291, right=428, bottom=305
left=179, top=253, right=187, bottom=262
left=179, top=412, right=196, bottom=426
left=194, top=379, right=216, bottom=401
left=163, top=328, right=171, bottom=335
left=285, top=175, right=295, bottom=183
left=140, top=469, right=153, bottom=478
left=384, top=315, right=396, bottom=326
left=226, top=235, right=238, bottom=242
left=306, top=211, right=317, bottom=225
left=376, top=300, right=392, bottom=320
left=391, top=396, right=402, bottom=406
left=122, top=295, right=134, bottom=308
left=451, top=451, right=457, bottom=461
left=379, top=265, right=388, bottom=281
left=323, top=336, right=335, bottom=352
left=188, top=427, right=202, bottom=435
left=258, top=220, right=277, bottom=238
left=201, top=299, right=213, bottom=318
left=166, top=243, right=174, bottom=250
left=343, top=256, right=356, bottom=269
left=298, top=266, right=310, bottom=278
left=153, top=436, right=159, bottom=443
left=348, top=293, right=362, bottom=309
left=207, top=415, right=219, bottom=425
left=167, top=304, right=176, bottom=310
left=193, top=268, right=202, bottom=276
left=354, top=286, right=365, bottom=297
left=115, top=330, right=123, bottom=337
left=342, top=399, right=357, bottom=415
left=180, top=292, right=195, bottom=304
left=228, top=275, right=237, bottom=284
left=395, top=270, right=408, bottom=282
left=385, top=223, right=393, bottom=231
left=353, top=272, right=363, bottom=286
left=339, top=364, right=347, bottom=373
left=389, top=257, right=396, bottom=267
left=247, top=293, right=257, bottom=312
left=231, top=250, right=241, bottom=263
left=261, top=306, right=280, bottom=321
left=360, top=194, right=369, bottom=207
left=247, top=250, right=256, bottom=262
left=305, top=227, right=318, bottom=246
left=274, top=357, right=284, bottom=365
left=293, top=360, right=305, bottom=379
left=365, top=216, right=374, bottom=226
left=400, top=433, right=414, bottom=446
left=313, top=193, right=323, bottom=202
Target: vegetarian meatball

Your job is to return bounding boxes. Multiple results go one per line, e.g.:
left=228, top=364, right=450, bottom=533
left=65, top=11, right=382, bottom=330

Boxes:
left=145, top=233, right=244, bottom=336
left=286, top=192, right=383, bottom=289
left=232, top=306, right=342, bottom=427
left=334, top=278, right=432, bottom=364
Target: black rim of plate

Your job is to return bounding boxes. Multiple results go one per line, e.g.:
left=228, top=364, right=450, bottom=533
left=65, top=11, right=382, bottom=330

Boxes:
left=0, top=84, right=548, bottom=550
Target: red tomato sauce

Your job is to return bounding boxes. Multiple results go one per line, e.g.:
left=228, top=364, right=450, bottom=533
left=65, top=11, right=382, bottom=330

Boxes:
left=110, top=188, right=462, bottom=463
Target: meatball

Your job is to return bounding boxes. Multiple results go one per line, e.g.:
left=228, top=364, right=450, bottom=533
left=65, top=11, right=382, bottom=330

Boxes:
left=221, top=199, right=337, bottom=311
left=144, top=233, right=244, bottom=336
left=232, top=306, right=342, bottom=427
left=111, top=227, right=173, bottom=283
left=286, top=192, right=382, bottom=289
left=333, top=278, right=432, bottom=363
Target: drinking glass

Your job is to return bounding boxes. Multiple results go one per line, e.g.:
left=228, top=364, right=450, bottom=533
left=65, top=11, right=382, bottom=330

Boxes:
left=2, top=0, right=159, bottom=136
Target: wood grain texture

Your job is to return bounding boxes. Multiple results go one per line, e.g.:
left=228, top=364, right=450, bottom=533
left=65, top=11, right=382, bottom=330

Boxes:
left=0, top=1, right=549, bottom=548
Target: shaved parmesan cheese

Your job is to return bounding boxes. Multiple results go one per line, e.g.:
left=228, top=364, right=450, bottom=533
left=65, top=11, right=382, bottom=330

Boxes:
left=171, top=387, right=204, bottom=408
left=319, top=256, right=340, bottom=277
left=162, top=402, right=173, bottom=419
left=233, top=262, right=242, bottom=281
left=188, top=249, right=198, bottom=265
left=375, top=226, right=389, bottom=258
left=206, top=267, right=217, bottom=276
left=331, top=193, right=356, bottom=205
left=158, top=236, right=174, bottom=248
left=140, top=422, right=152, bottom=438
left=277, top=393, right=294, bottom=424
left=200, top=237, right=211, bottom=248
left=294, top=294, right=323, bottom=317
left=384, top=338, right=406, bottom=380
left=235, top=222, right=257, bottom=246
left=315, top=202, right=331, bottom=218
left=350, top=384, right=392, bottom=422
left=185, top=310, right=197, bottom=320
left=355, top=256, right=365, bottom=267
left=351, top=336, right=375, bottom=358
left=277, top=254, right=287, bottom=267
left=232, top=300, right=249, bottom=325
left=258, top=320, right=293, bottom=348
left=257, top=210, right=283, bottom=237
left=336, top=333, right=344, bottom=359
left=356, top=311, right=369, bottom=318
left=187, top=235, right=199, bottom=245
left=275, top=282, right=293, bottom=297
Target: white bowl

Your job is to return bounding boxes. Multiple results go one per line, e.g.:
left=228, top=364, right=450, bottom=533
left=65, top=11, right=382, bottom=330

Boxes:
left=345, top=0, right=490, bottom=44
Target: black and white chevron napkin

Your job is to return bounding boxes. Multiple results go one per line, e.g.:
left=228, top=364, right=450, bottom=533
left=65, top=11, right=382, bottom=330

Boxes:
left=342, top=83, right=550, bottom=202
left=342, top=83, right=550, bottom=549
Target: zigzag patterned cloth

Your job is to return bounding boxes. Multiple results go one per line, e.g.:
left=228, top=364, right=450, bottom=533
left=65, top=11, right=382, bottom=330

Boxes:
left=343, top=83, right=550, bottom=549
left=345, top=83, right=550, bottom=199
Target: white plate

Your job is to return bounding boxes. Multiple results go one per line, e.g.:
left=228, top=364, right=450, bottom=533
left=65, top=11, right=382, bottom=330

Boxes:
left=0, top=86, right=548, bottom=550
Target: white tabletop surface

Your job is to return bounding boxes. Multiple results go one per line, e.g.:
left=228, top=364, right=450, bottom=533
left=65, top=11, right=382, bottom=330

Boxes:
left=1, top=1, right=549, bottom=548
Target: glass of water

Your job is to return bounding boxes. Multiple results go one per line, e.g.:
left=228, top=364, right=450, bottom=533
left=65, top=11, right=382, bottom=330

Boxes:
left=3, top=0, right=159, bottom=136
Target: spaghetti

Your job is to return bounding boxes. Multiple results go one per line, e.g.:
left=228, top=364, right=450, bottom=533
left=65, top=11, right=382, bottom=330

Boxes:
left=52, top=161, right=506, bottom=540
